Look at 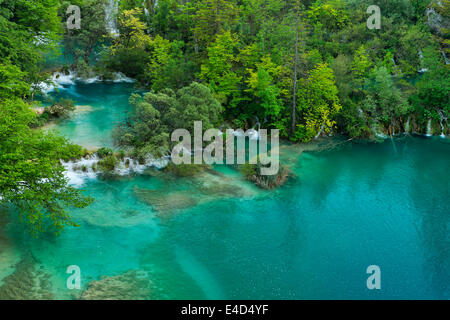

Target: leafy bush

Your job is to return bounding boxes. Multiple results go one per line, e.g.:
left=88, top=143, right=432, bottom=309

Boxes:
left=96, top=147, right=114, bottom=159
left=45, top=99, right=75, bottom=118
left=97, top=155, right=118, bottom=172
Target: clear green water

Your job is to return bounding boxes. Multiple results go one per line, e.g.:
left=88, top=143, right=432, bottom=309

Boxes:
left=41, top=82, right=138, bottom=149
left=1, top=83, right=449, bottom=299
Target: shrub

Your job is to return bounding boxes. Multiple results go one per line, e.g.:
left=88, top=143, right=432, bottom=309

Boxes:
left=96, top=147, right=114, bottom=159
left=97, top=155, right=118, bottom=172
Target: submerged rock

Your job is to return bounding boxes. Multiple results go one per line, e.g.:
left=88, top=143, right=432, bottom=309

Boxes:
left=163, top=162, right=211, bottom=177
left=239, top=163, right=292, bottom=190
left=133, top=187, right=198, bottom=215
left=80, top=270, right=152, bottom=300
left=0, top=256, right=53, bottom=300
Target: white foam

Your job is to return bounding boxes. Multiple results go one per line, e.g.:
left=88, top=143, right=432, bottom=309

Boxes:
left=426, top=119, right=432, bottom=137
left=63, top=154, right=169, bottom=187
left=111, top=72, right=135, bottom=83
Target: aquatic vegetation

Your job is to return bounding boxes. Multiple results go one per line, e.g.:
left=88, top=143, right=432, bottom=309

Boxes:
left=239, top=163, right=291, bottom=190
left=163, top=162, right=211, bottom=177
left=134, top=187, right=198, bottom=215
left=0, top=257, right=53, bottom=300
left=96, top=147, right=114, bottom=159
left=81, top=270, right=152, bottom=300
left=0, top=0, right=449, bottom=301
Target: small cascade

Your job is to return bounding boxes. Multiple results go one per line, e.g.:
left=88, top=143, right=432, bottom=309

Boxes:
left=426, top=119, right=432, bottom=137
left=112, top=72, right=135, bottom=83
left=440, top=49, right=450, bottom=65
left=246, top=117, right=260, bottom=140
left=62, top=154, right=169, bottom=187
left=230, top=129, right=244, bottom=137
left=418, top=50, right=428, bottom=73
left=405, top=116, right=410, bottom=134
left=373, top=123, right=387, bottom=139
left=314, top=125, right=325, bottom=139
left=37, top=70, right=135, bottom=94
left=36, top=70, right=76, bottom=94
left=62, top=155, right=100, bottom=187
left=105, top=0, right=119, bottom=36
left=142, top=1, right=150, bottom=16
left=437, top=110, right=447, bottom=138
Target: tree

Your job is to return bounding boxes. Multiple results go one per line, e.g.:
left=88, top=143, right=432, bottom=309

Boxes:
left=199, top=31, right=243, bottom=108
left=362, top=66, right=410, bottom=134
left=0, top=99, right=92, bottom=235
left=295, top=63, right=342, bottom=142
left=0, top=0, right=61, bottom=90
left=412, top=47, right=450, bottom=119
left=64, top=0, right=109, bottom=66
left=245, top=56, right=284, bottom=121
left=351, top=45, right=372, bottom=88
left=192, top=0, right=239, bottom=47
left=0, top=63, right=29, bottom=100
left=145, top=36, right=192, bottom=91
left=113, top=82, right=222, bottom=158
left=307, top=0, right=349, bottom=32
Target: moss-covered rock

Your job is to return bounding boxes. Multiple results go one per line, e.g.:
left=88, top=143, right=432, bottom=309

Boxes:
left=163, top=162, right=211, bottom=177
left=238, top=162, right=291, bottom=190
left=80, top=270, right=152, bottom=300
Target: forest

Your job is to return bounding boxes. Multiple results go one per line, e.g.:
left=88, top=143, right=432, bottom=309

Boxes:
left=0, top=0, right=449, bottom=234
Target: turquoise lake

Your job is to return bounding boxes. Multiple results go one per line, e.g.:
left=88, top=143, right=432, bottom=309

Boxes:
left=0, top=82, right=448, bottom=299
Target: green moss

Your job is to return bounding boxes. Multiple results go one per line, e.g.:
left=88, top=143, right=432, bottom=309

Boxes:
left=97, top=147, right=114, bottom=159
left=163, top=162, right=210, bottom=177
left=97, top=155, right=118, bottom=172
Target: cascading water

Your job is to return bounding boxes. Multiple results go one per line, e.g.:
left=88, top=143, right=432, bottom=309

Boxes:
left=105, top=0, right=120, bottom=36
left=314, top=125, right=325, bottom=139
left=62, top=154, right=169, bottom=187
left=440, top=49, right=450, bottom=65
left=405, top=116, right=410, bottom=134
left=437, top=110, right=447, bottom=138
left=37, top=71, right=134, bottom=94
left=246, top=117, right=261, bottom=141
left=426, top=119, right=432, bottom=137
left=142, top=1, right=150, bottom=16
left=418, top=50, right=428, bottom=73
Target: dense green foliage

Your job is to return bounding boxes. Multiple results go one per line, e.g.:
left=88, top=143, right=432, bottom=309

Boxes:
left=80, top=0, right=448, bottom=141
left=1, top=0, right=449, bottom=232
left=113, top=82, right=222, bottom=158
left=0, top=0, right=92, bottom=235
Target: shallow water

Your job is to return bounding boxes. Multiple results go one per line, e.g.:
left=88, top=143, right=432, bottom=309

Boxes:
left=1, top=83, right=449, bottom=300
left=40, top=81, right=137, bottom=149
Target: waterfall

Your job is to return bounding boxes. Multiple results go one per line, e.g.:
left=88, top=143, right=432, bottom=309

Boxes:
left=426, top=119, right=432, bottom=137
left=440, top=49, right=450, bottom=65
left=247, top=117, right=260, bottom=140
left=315, top=125, right=325, bottom=139
left=418, top=50, right=428, bottom=73
left=142, top=1, right=150, bottom=16
left=62, top=155, right=100, bottom=187
left=437, top=110, right=447, bottom=137
left=37, top=70, right=134, bottom=94
left=405, top=116, right=410, bottom=134
left=62, top=154, right=169, bottom=187
left=105, top=0, right=119, bottom=36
